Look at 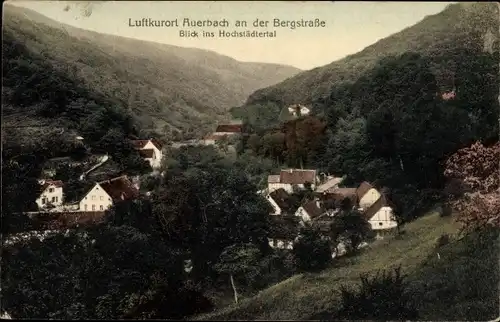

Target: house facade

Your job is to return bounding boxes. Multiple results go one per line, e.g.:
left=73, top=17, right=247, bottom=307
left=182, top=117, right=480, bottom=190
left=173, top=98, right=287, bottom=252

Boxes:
left=36, top=179, right=64, bottom=209
left=357, top=183, right=398, bottom=231
left=203, top=123, right=243, bottom=146
left=79, top=176, right=139, bottom=212
left=131, top=139, right=163, bottom=169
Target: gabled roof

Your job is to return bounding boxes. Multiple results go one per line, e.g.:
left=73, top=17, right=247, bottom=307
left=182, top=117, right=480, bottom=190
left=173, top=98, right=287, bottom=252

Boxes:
left=139, top=149, right=155, bottom=158
left=269, top=188, right=294, bottom=213
left=97, top=176, right=139, bottom=202
left=215, top=124, right=242, bottom=133
left=39, top=179, right=63, bottom=193
left=302, top=200, right=326, bottom=220
left=268, top=175, right=281, bottom=183
left=363, top=194, right=389, bottom=220
left=356, top=181, right=374, bottom=200
left=280, top=169, right=316, bottom=185
left=130, top=138, right=163, bottom=150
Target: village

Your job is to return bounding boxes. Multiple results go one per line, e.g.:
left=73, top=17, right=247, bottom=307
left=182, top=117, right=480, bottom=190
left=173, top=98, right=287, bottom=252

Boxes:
left=29, top=102, right=398, bottom=259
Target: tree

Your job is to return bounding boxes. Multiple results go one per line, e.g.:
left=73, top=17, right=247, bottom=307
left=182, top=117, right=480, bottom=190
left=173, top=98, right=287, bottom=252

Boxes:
left=335, top=266, right=419, bottom=320
left=444, top=141, right=500, bottom=231
left=330, top=210, right=371, bottom=254
left=292, top=227, right=331, bottom=272
left=214, top=243, right=262, bottom=304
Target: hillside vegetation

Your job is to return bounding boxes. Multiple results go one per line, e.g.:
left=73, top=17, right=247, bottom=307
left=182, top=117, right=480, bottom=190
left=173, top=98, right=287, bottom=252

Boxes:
left=2, top=4, right=300, bottom=139
left=196, top=212, right=498, bottom=320
left=243, top=2, right=498, bottom=108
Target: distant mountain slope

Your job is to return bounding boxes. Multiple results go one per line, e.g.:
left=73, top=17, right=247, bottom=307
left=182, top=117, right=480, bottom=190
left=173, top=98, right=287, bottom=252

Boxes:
left=2, top=4, right=301, bottom=138
left=244, top=2, right=498, bottom=107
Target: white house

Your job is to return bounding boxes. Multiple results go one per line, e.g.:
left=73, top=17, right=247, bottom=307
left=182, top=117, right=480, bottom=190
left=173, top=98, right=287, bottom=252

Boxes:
left=78, top=176, right=139, bottom=212
left=268, top=169, right=317, bottom=193
left=131, top=139, right=163, bottom=170
left=203, top=123, right=243, bottom=146
left=36, top=179, right=64, bottom=210
left=358, top=185, right=398, bottom=231
left=287, top=104, right=311, bottom=117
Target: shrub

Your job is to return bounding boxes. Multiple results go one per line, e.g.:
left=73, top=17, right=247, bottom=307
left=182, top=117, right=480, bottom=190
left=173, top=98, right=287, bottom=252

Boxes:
left=292, top=227, right=331, bottom=272
left=335, top=266, right=419, bottom=320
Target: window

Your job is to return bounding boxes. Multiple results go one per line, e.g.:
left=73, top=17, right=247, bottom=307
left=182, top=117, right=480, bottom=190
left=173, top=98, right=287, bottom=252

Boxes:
left=52, top=197, right=56, bottom=202
left=379, top=222, right=383, bottom=226
left=92, top=205, right=96, bottom=211
left=92, top=195, right=96, bottom=200
left=42, top=198, right=47, bottom=204
left=84, top=204, right=88, bottom=211
left=100, top=205, right=104, bottom=211
left=49, top=188, right=54, bottom=193
left=55, top=196, right=58, bottom=202
left=100, top=196, right=103, bottom=201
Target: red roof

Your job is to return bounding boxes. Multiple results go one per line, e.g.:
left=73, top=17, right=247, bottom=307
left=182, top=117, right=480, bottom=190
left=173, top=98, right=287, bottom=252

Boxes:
left=279, top=169, right=316, bottom=185
left=139, top=149, right=155, bottom=158
left=302, top=200, right=326, bottom=219
left=215, top=124, right=242, bottom=133
left=98, top=176, right=139, bottom=202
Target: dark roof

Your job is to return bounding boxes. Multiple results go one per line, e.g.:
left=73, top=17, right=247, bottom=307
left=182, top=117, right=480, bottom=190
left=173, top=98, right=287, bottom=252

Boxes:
left=139, top=149, right=155, bottom=158
left=268, top=216, right=300, bottom=240
left=356, top=181, right=374, bottom=200
left=280, top=169, right=316, bottom=185
left=39, top=180, right=63, bottom=193
left=363, top=194, right=388, bottom=220
left=215, top=124, right=242, bottom=133
left=130, top=139, right=163, bottom=150
left=302, top=200, right=326, bottom=219
left=269, top=188, right=293, bottom=212
left=325, top=188, right=358, bottom=204
left=98, top=176, right=139, bottom=202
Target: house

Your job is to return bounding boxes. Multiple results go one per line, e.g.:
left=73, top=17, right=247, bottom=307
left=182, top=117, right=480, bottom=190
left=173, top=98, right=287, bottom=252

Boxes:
left=266, top=188, right=295, bottom=215
left=35, top=179, right=64, bottom=210
left=356, top=181, right=381, bottom=210
left=268, top=169, right=317, bottom=193
left=130, top=139, right=163, bottom=169
left=315, top=176, right=344, bottom=193
left=295, top=199, right=327, bottom=222
left=78, top=176, right=139, bottom=212
left=268, top=215, right=300, bottom=250
left=203, top=123, right=243, bottom=146
left=362, top=194, right=398, bottom=231
left=287, top=104, right=311, bottom=117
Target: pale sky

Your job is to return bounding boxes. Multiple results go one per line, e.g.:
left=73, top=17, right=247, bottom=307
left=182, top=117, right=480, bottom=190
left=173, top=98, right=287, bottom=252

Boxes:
left=7, top=1, right=453, bottom=70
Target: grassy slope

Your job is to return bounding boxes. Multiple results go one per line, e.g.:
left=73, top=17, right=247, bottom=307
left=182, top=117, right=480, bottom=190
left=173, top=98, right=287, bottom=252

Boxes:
left=2, top=4, right=300, bottom=136
left=244, top=2, right=498, bottom=107
left=196, top=212, right=498, bottom=320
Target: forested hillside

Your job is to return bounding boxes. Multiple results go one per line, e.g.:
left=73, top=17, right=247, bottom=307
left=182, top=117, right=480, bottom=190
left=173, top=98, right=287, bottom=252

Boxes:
left=2, top=4, right=300, bottom=140
left=243, top=2, right=498, bottom=108
left=235, top=2, right=499, bottom=223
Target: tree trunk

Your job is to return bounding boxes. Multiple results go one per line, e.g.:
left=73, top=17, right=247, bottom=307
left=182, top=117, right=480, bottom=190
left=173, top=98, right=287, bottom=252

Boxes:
left=229, top=274, right=238, bottom=304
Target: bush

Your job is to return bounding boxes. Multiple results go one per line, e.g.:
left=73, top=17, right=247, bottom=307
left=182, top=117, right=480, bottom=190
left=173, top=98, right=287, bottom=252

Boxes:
left=335, top=266, right=419, bottom=320
left=436, top=233, right=450, bottom=248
